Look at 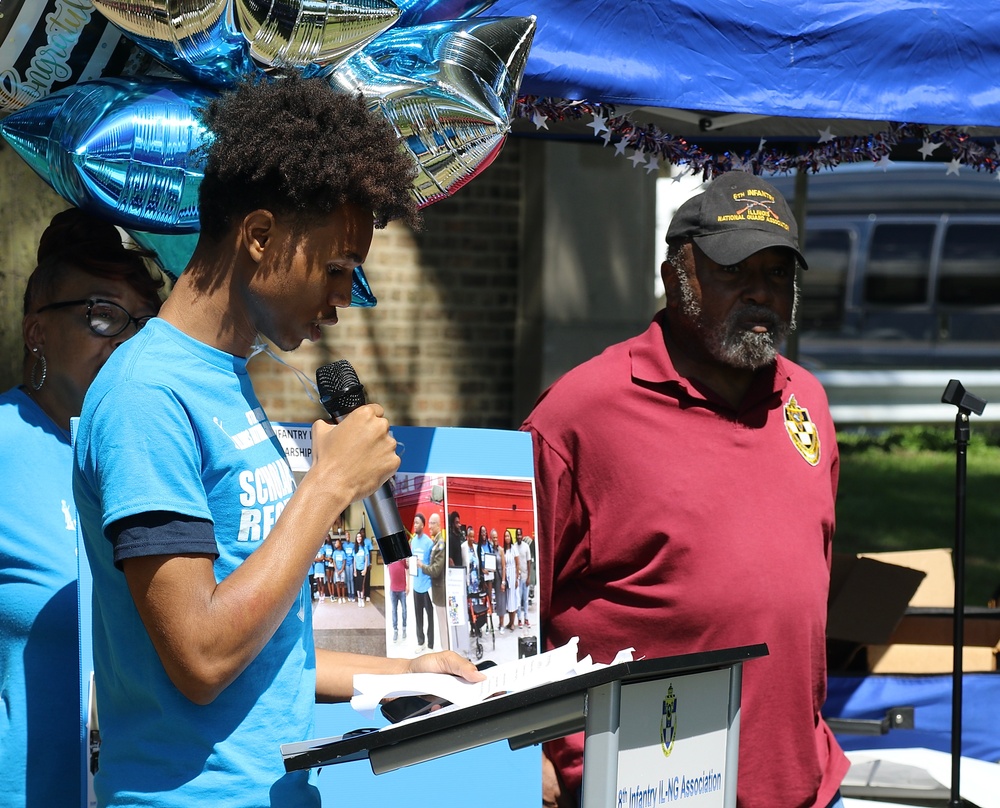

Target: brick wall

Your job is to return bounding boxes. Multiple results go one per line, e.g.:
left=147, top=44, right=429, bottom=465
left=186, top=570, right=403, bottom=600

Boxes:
left=0, top=138, right=527, bottom=428
left=248, top=138, right=525, bottom=429
left=0, top=143, right=73, bottom=390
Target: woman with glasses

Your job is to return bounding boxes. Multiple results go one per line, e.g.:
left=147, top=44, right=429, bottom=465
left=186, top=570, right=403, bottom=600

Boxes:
left=0, top=207, right=164, bottom=808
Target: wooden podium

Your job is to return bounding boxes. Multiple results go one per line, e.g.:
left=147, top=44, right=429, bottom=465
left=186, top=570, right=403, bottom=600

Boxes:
left=282, top=644, right=767, bottom=808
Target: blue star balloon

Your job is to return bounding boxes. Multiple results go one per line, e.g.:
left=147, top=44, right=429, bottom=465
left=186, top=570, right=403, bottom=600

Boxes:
left=329, top=15, right=535, bottom=207
left=0, top=78, right=215, bottom=232
left=125, top=230, right=199, bottom=280
left=349, top=265, right=379, bottom=307
left=1, top=17, right=536, bottom=232
left=394, top=0, right=498, bottom=28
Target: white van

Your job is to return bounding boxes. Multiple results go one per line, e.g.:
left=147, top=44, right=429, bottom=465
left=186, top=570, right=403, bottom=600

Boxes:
left=769, top=164, right=1000, bottom=370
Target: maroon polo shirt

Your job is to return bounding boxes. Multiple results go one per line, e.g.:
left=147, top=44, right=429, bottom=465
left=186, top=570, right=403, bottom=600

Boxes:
left=522, top=311, right=849, bottom=808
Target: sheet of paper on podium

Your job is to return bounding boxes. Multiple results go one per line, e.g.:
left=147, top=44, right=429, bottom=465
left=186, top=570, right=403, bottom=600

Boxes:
left=351, top=637, right=636, bottom=718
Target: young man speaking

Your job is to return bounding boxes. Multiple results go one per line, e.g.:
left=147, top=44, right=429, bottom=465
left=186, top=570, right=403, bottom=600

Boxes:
left=75, top=75, right=481, bottom=807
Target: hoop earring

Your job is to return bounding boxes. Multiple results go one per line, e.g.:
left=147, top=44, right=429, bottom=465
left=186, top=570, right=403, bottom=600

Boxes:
left=30, top=349, right=47, bottom=392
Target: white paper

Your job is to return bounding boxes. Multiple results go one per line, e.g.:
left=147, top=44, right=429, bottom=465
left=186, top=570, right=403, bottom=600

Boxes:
left=844, top=748, right=1000, bottom=808
left=352, top=637, right=634, bottom=718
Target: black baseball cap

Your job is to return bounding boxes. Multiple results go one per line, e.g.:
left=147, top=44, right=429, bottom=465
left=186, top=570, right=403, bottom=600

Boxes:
left=666, top=172, right=807, bottom=269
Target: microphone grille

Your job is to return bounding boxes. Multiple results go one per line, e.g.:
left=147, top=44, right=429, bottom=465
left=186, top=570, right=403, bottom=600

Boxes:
left=316, top=360, right=366, bottom=413
left=316, top=360, right=360, bottom=395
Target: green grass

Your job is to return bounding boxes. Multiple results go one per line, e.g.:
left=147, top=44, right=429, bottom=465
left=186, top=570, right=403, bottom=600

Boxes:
left=836, top=429, right=1000, bottom=605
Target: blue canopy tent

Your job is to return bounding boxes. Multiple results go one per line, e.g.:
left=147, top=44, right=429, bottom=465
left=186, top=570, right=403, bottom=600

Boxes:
left=493, top=0, right=1000, bottom=131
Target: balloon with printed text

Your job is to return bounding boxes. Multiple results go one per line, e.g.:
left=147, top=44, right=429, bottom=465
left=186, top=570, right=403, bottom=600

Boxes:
left=0, top=0, right=142, bottom=117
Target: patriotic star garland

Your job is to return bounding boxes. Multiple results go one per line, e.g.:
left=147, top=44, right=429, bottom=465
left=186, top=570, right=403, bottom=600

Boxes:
left=515, top=97, right=1000, bottom=180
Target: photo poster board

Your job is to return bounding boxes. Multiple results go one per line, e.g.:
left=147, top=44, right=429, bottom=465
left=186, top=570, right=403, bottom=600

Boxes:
left=273, top=423, right=542, bottom=663
left=275, top=423, right=542, bottom=805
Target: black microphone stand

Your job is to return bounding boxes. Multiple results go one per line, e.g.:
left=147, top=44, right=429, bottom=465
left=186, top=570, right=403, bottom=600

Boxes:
left=940, top=380, right=986, bottom=808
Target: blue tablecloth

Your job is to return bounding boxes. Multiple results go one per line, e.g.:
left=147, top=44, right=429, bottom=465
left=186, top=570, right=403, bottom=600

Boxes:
left=826, top=674, right=1000, bottom=764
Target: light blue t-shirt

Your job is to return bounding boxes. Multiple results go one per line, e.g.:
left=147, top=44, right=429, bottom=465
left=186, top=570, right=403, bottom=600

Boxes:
left=333, top=548, right=347, bottom=571
left=411, top=533, right=433, bottom=593
left=74, top=319, right=317, bottom=807
left=353, top=546, right=368, bottom=572
left=0, top=387, right=80, bottom=808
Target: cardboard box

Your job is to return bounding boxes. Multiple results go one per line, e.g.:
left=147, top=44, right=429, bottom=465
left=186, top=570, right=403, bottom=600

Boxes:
left=869, top=608, right=1000, bottom=673
left=858, top=549, right=955, bottom=608
left=867, top=643, right=996, bottom=673
left=828, top=548, right=1000, bottom=674
left=827, top=553, right=926, bottom=673
left=828, top=554, right=926, bottom=646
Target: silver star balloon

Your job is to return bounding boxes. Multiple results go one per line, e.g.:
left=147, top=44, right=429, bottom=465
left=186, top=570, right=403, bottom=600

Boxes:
left=90, top=0, right=401, bottom=86
left=234, top=0, right=401, bottom=70
left=0, top=78, right=214, bottom=232
left=92, top=0, right=254, bottom=88
left=329, top=16, right=535, bottom=207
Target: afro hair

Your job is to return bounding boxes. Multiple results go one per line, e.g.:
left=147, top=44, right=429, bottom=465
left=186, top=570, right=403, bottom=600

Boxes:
left=197, top=73, right=421, bottom=238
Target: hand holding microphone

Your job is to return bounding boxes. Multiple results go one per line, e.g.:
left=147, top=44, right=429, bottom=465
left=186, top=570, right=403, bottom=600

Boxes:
left=315, top=361, right=412, bottom=564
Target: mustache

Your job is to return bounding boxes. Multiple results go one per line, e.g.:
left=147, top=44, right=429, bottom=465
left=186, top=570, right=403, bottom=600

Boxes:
left=728, top=304, right=786, bottom=332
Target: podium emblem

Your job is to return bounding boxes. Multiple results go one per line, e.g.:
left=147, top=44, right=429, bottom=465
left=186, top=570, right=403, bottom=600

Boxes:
left=659, top=684, right=677, bottom=758
left=783, top=394, right=821, bottom=466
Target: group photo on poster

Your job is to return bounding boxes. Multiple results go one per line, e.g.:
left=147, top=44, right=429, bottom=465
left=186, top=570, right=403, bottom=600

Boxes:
left=386, top=472, right=539, bottom=665
left=308, top=523, right=386, bottom=658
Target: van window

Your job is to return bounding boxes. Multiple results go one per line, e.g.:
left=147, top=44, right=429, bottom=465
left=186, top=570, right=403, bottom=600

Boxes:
left=800, top=229, right=850, bottom=332
left=864, top=224, right=935, bottom=305
left=938, top=224, right=1000, bottom=306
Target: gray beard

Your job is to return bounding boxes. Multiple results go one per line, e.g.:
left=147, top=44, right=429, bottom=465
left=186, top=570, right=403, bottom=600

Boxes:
left=675, top=268, right=798, bottom=370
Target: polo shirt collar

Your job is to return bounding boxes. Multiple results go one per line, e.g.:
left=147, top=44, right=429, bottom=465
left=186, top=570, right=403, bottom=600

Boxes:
left=630, top=311, right=792, bottom=412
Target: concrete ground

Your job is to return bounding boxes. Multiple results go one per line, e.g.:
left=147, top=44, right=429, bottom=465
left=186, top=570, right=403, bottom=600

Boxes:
left=312, top=585, right=541, bottom=667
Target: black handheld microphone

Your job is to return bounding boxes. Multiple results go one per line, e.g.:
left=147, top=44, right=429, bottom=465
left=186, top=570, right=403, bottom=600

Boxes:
left=315, top=360, right=412, bottom=564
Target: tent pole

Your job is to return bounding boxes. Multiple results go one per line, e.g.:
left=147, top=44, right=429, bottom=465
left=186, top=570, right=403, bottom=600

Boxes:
left=786, top=168, right=808, bottom=363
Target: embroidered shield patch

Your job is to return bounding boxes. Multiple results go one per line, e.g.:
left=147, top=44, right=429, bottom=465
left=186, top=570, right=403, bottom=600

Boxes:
left=784, top=394, right=821, bottom=466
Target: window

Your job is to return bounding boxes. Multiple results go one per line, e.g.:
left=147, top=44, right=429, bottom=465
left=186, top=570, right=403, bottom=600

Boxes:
left=938, top=224, right=1000, bottom=306
left=864, top=224, right=934, bottom=305
left=799, top=229, right=851, bottom=332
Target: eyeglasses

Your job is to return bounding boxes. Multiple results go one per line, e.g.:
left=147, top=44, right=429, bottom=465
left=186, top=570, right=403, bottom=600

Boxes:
left=35, top=298, right=153, bottom=337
